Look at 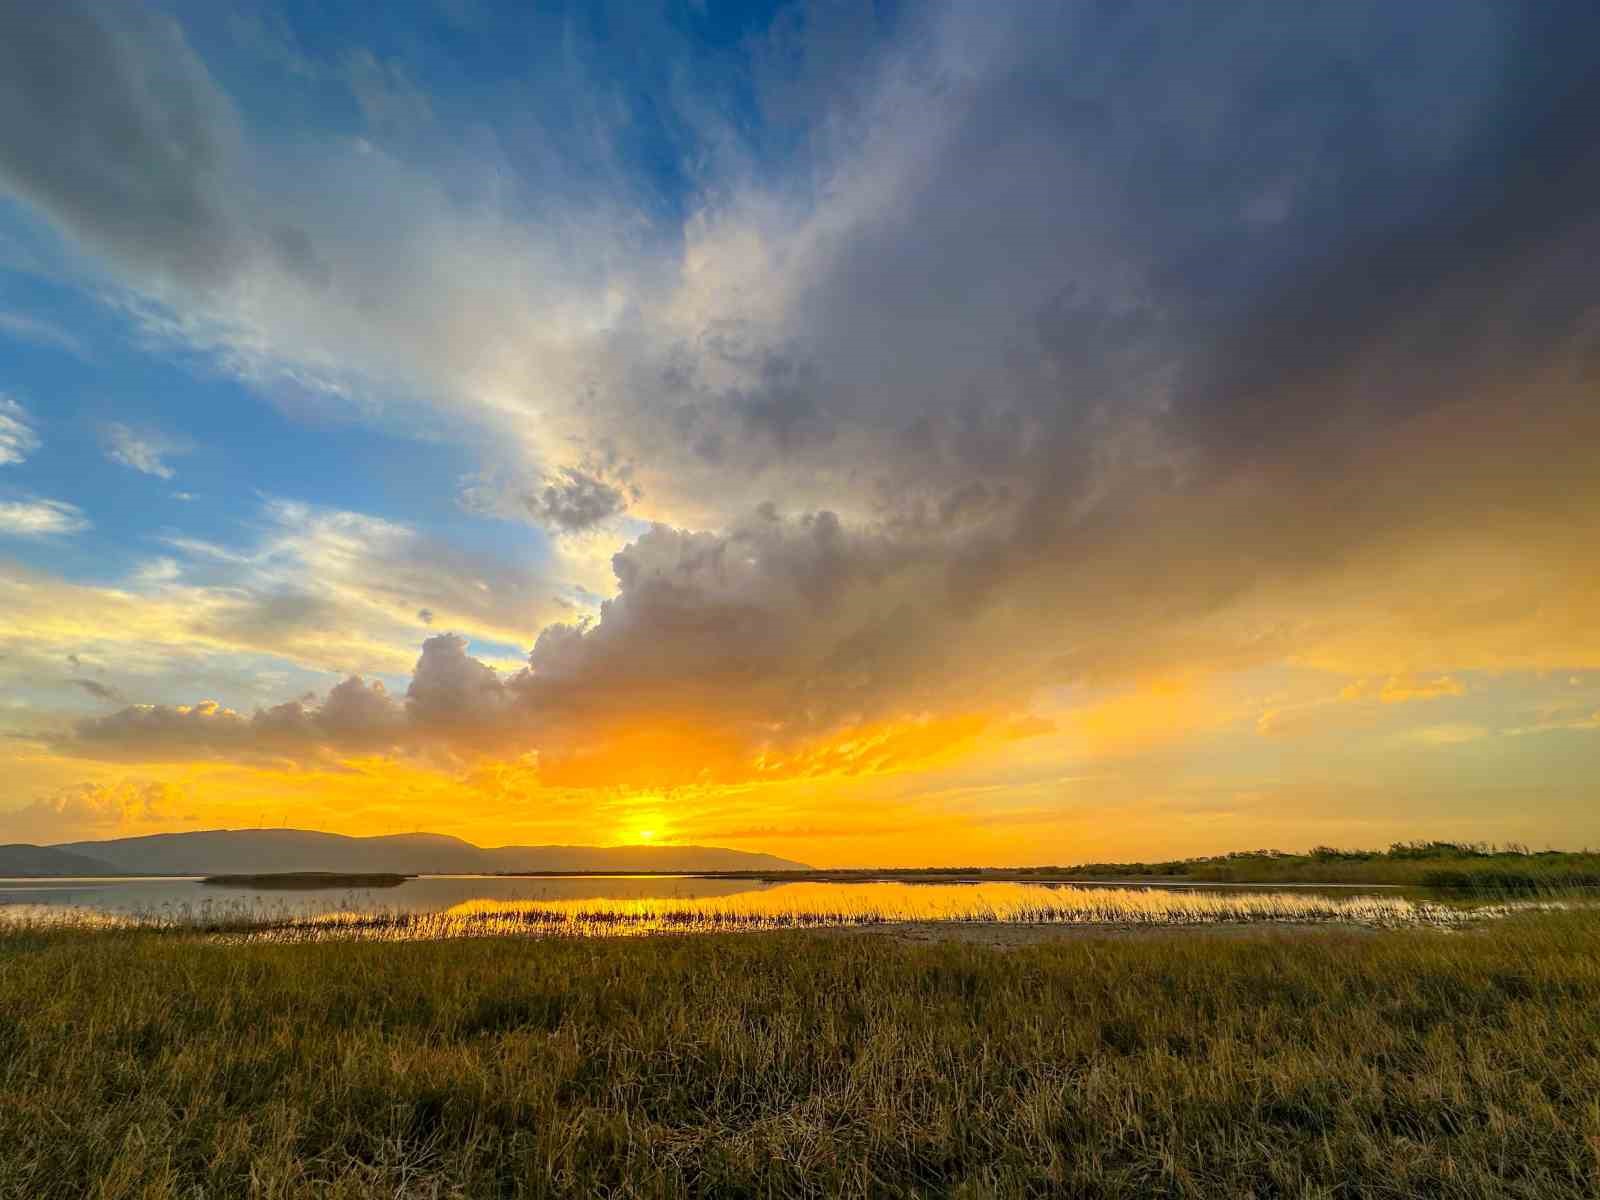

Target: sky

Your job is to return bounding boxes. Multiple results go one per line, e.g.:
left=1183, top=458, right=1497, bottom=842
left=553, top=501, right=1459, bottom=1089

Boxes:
left=1, top=0, right=1597, bottom=864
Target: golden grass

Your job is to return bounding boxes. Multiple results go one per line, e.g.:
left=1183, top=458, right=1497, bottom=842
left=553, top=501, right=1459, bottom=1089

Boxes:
left=1, top=908, right=1597, bottom=1196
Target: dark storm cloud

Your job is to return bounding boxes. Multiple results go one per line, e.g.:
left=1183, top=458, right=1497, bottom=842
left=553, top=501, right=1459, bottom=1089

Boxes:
left=556, top=0, right=1598, bottom=544
left=0, top=2, right=243, bottom=289
left=521, top=468, right=628, bottom=534
left=0, top=1, right=335, bottom=296
left=1165, top=2, right=1600, bottom=466
left=688, top=0, right=1600, bottom=632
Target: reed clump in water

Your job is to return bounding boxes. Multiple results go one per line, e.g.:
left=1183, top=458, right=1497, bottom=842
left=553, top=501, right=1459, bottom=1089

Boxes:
left=242, top=885, right=1501, bottom=943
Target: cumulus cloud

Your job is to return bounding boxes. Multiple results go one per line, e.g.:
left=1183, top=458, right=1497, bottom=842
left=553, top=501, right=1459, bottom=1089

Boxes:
left=0, top=497, right=89, bottom=538
left=57, top=510, right=1013, bottom=773
left=0, top=396, right=39, bottom=465
left=57, top=511, right=928, bottom=768
left=405, top=633, right=510, bottom=734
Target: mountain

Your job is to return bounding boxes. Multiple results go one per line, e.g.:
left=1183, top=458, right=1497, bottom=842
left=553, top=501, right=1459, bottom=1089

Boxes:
left=50, top=831, right=486, bottom=876
left=0, top=844, right=119, bottom=876
left=46, top=829, right=808, bottom=875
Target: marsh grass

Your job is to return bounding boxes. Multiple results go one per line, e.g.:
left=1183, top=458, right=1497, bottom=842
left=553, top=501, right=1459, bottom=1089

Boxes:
left=0, top=882, right=1522, bottom=943
left=240, top=885, right=1515, bottom=943
left=1048, top=842, right=1600, bottom=888
left=2, top=909, right=1598, bottom=1197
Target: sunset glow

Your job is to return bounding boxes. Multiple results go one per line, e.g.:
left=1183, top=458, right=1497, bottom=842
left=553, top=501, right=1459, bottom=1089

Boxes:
left=2, top=2, right=1598, bottom=864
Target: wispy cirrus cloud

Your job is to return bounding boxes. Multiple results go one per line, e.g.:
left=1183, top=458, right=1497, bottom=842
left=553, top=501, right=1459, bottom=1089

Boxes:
left=0, top=396, right=40, bottom=466
left=0, top=496, right=89, bottom=538
left=0, top=309, right=86, bottom=358
left=100, top=423, right=192, bottom=479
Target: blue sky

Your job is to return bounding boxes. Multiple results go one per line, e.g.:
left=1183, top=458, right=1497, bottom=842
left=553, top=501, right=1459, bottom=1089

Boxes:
left=1, top=0, right=1597, bottom=859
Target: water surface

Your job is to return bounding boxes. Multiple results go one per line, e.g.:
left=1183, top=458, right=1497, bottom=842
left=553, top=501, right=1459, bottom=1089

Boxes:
left=0, top=874, right=1495, bottom=938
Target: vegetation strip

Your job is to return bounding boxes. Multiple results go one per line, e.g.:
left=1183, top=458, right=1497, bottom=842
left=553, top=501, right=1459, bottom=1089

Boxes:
left=200, top=872, right=412, bottom=889
left=702, top=842, right=1600, bottom=889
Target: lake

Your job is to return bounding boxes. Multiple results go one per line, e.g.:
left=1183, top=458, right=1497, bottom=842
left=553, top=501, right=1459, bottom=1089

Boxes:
left=0, top=874, right=1493, bottom=938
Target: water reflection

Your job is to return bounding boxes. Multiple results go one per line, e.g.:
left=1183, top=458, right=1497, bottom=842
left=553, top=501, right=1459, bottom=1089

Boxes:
left=0, top=874, right=775, bottom=923
left=0, top=875, right=1515, bottom=939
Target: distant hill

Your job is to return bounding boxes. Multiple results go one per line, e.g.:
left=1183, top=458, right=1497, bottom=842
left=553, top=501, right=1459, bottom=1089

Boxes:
left=0, top=844, right=118, bottom=876
left=44, top=829, right=808, bottom=875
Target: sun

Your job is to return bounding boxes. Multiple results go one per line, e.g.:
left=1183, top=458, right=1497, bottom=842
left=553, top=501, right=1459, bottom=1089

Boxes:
left=636, top=829, right=655, bottom=842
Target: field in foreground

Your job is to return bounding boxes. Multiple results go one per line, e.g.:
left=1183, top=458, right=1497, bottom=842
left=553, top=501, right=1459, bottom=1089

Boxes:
left=2, top=914, right=1598, bottom=1198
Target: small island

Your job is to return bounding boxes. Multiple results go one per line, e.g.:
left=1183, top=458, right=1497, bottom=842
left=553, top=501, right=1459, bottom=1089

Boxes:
left=200, top=872, right=412, bottom=889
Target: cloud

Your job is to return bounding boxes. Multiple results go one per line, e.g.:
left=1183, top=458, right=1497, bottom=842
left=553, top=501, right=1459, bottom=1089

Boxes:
left=1505, top=707, right=1600, bottom=737
left=8, top=1, right=1600, bottom=797
left=69, top=678, right=123, bottom=703
left=0, top=495, right=565, bottom=722
left=459, top=465, right=634, bottom=536
left=100, top=423, right=192, bottom=479
left=1256, top=707, right=1317, bottom=739
left=0, top=497, right=89, bottom=538
left=1339, top=675, right=1467, bottom=705
left=1261, top=672, right=1471, bottom=738
left=343, top=49, right=434, bottom=135
left=0, top=779, right=180, bottom=843
left=161, top=497, right=564, bottom=671
left=0, top=3, right=249, bottom=292
left=0, top=310, right=86, bottom=357
left=405, top=633, right=509, bottom=735
left=7, top=0, right=1596, bottom=546
left=522, top=468, right=630, bottom=535
left=1378, top=676, right=1466, bottom=705
left=0, top=396, right=40, bottom=465
left=74, top=678, right=405, bottom=763
left=1405, top=724, right=1489, bottom=747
